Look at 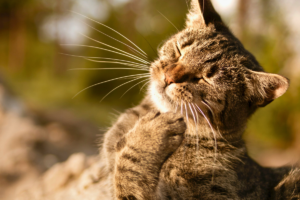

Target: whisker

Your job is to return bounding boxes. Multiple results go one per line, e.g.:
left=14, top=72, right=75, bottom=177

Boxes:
left=175, top=103, right=179, bottom=113
left=140, top=80, right=150, bottom=92
left=188, top=103, right=197, bottom=127
left=188, top=103, right=198, bottom=152
left=201, top=101, right=214, bottom=117
left=84, top=59, right=148, bottom=70
left=82, top=22, right=149, bottom=61
left=194, top=104, right=217, bottom=183
left=79, top=33, right=147, bottom=62
left=120, top=79, right=149, bottom=98
left=68, top=68, right=148, bottom=71
left=100, top=76, right=148, bottom=102
left=157, top=10, right=179, bottom=32
left=137, top=32, right=158, bottom=58
left=181, top=100, right=183, bottom=115
left=78, top=33, right=150, bottom=65
left=71, top=11, right=148, bottom=56
left=184, top=102, right=189, bottom=124
left=73, top=73, right=149, bottom=98
left=61, top=44, right=149, bottom=65
left=191, top=103, right=200, bottom=154
left=60, top=53, right=149, bottom=67
left=183, top=101, right=188, bottom=162
left=201, top=101, right=223, bottom=139
left=194, top=104, right=217, bottom=159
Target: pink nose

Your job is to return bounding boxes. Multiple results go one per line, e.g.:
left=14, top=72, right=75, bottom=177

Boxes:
left=165, top=74, right=175, bottom=85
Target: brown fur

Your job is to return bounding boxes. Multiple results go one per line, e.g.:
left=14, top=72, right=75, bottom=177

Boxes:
left=99, top=0, right=296, bottom=199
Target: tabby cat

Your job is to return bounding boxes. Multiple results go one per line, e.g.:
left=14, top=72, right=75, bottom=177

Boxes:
left=99, top=0, right=300, bottom=199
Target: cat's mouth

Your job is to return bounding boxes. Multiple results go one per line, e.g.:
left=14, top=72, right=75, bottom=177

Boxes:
left=149, top=73, right=203, bottom=115
left=165, top=83, right=194, bottom=103
left=150, top=79, right=212, bottom=124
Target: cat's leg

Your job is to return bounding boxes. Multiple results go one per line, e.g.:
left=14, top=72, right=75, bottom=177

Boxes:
left=100, top=99, right=153, bottom=198
left=114, top=111, right=186, bottom=200
left=273, top=168, right=300, bottom=200
left=101, top=107, right=141, bottom=172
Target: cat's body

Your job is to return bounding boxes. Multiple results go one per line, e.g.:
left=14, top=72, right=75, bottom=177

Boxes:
left=101, top=98, right=298, bottom=200
left=98, top=0, right=300, bottom=199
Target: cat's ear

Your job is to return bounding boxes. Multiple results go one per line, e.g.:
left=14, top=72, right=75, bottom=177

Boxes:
left=186, top=0, right=223, bottom=28
left=248, top=71, right=289, bottom=107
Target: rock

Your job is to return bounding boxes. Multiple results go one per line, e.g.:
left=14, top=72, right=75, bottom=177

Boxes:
left=0, top=82, right=100, bottom=200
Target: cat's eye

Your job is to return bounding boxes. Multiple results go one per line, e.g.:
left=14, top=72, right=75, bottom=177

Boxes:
left=206, top=65, right=219, bottom=78
left=193, top=77, right=202, bottom=82
left=175, top=41, right=182, bottom=57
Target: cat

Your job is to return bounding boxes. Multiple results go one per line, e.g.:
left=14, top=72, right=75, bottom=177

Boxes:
left=98, top=0, right=300, bottom=199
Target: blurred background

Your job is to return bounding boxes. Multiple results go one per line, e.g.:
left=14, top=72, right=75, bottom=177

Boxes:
left=0, top=0, right=300, bottom=198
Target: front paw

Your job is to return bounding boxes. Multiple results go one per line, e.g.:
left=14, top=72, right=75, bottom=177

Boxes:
left=128, top=111, right=186, bottom=157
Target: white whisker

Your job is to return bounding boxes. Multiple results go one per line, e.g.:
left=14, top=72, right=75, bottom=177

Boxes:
left=78, top=33, right=150, bottom=64
left=68, top=68, right=148, bottom=71
left=84, top=59, right=148, bottom=70
left=100, top=76, right=148, bottom=102
left=188, top=103, right=196, bottom=127
left=191, top=103, right=200, bottom=153
left=181, top=100, right=183, bottom=115
left=73, top=73, right=149, bottom=99
left=120, top=79, right=149, bottom=98
left=194, top=104, right=217, bottom=161
left=140, top=80, right=150, bottom=92
left=201, top=101, right=223, bottom=139
left=60, top=53, right=149, bottom=67
left=71, top=11, right=148, bottom=56
left=157, top=11, right=179, bottom=32
left=82, top=22, right=149, bottom=61
left=188, top=103, right=198, bottom=151
left=183, top=101, right=188, bottom=162
left=184, top=102, right=189, bottom=124
left=61, top=44, right=149, bottom=65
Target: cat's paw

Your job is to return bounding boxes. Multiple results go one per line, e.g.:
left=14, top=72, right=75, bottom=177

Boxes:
left=128, top=111, right=186, bottom=158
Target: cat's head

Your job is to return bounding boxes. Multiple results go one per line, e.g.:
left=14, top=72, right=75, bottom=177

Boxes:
left=149, top=0, right=289, bottom=136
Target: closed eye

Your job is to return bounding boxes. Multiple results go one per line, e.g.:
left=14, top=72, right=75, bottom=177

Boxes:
left=176, top=41, right=182, bottom=56
left=192, top=77, right=202, bottom=82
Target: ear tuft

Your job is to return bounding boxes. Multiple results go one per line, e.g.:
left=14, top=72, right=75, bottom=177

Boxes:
left=249, top=71, right=289, bottom=107
left=186, top=0, right=223, bottom=28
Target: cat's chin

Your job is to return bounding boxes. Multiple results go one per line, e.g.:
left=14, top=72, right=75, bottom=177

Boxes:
left=165, top=84, right=182, bottom=102
left=165, top=84, right=194, bottom=103
left=149, top=82, right=195, bottom=113
left=149, top=82, right=177, bottom=113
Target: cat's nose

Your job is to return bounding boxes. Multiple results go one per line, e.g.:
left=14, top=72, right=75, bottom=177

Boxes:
left=165, top=74, right=175, bottom=85
left=164, top=64, right=187, bottom=85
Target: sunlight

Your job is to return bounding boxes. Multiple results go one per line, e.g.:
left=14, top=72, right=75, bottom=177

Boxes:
left=212, top=0, right=238, bottom=16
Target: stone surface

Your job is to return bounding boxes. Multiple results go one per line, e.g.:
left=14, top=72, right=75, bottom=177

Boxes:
left=0, top=81, right=100, bottom=200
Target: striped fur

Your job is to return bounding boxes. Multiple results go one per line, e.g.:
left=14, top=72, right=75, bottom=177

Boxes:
left=99, top=0, right=296, bottom=199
